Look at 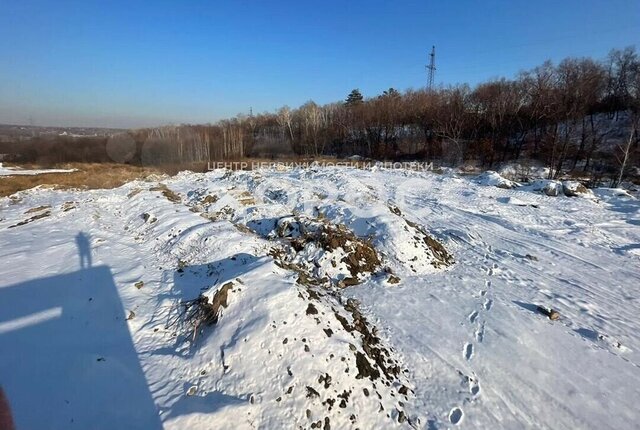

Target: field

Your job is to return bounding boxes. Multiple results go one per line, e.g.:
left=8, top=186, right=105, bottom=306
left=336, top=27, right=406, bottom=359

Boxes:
left=0, top=166, right=639, bottom=429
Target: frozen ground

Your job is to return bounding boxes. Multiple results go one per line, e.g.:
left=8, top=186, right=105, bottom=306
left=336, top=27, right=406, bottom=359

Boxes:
left=0, top=167, right=639, bottom=429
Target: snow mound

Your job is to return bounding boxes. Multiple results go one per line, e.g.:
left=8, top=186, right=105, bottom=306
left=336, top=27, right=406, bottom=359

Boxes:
left=498, top=164, right=550, bottom=180
left=562, top=180, right=594, bottom=198
left=165, top=261, right=414, bottom=429
left=529, top=179, right=564, bottom=196
left=497, top=196, right=539, bottom=207
left=475, top=171, right=519, bottom=189
left=250, top=214, right=382, bottom=286
left=593, top=187, right=635, bottom=199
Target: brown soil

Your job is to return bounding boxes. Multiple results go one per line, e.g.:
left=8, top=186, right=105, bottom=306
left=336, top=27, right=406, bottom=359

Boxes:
left=405, top=219, right=454, bottom=268
left=275, top=216, right=381, bottom=280
left=8, top=210, right=51, bottom=228
left=149, top=184, right=181, bottom=203
left=24, top=205, right=51, bottom=214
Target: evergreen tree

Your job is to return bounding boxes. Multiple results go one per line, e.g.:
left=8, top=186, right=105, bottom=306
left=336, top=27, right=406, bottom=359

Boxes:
left=345, top=89, right=364, bottom=106
left=382, top=87, right=400, bottom=98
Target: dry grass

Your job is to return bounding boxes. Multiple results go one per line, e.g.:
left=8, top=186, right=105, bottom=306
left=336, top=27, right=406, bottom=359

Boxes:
left=0, top=163, right=165, bottom=197
left=0, top=157, right=368, bottom=198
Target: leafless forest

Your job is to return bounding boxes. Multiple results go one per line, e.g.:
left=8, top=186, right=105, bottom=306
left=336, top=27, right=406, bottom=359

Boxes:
left=2, top=47, right=638, bottom=185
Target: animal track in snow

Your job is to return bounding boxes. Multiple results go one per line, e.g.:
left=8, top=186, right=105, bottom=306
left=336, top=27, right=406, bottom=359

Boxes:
left=484, top=299, right=493, bottom=311
left=449, top=407, right=464, bottom=425
left=464, top=343, right=474, bottom=360
left=468, top=310, right=479, bottom=323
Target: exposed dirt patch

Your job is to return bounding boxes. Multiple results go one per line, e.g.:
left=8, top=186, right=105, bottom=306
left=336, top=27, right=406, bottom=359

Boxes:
left=167, top=281, right=235, bottom=342
left=267, top=215, right=381, bottom=284
left=388, top=204, right=402, bottom=216
left=404, top=219, right=453, bottom=268
left=61, top=201, right=77, bottom=212
left=306, top=303, right=319, bottom=315
left=24, top=205, right=51, bottom=214
left=199, top=206, right=235, bottom=222
left=387, top=274, right=401, bottom=284
left=8, top=210, right=51, bottom=228
left=344, top=298, right=400, bottom=381
left=201, top=194, right=219, bottom=205
left=149, top=184, right=181, bottom=203
left=127, top=188, right=143, bottom=198
left=235, top=190, right=255, bottom=205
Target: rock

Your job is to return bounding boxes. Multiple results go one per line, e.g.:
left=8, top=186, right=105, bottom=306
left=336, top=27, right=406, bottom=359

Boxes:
left=306, top=303, right=318, bottom=315
left=398, top=410, right=406, bottom=423
left=201, top=194, right=218, bottom=204
left=531, top=179, right=563, bottom=196
left=387, top=274, right=401, bottom=284
left=562, top=181, right=590, bottom=197
left=339, top=277, right=360, bottom=288
left=306, top=386, right=320, bottom=398
left=537, top=306, right=560, bottom=320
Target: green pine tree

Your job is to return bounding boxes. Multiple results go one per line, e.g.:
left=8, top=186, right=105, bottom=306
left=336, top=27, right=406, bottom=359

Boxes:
left=382, top=88, right=400, bottom=98
left=345, top=89, right=364, bottom=106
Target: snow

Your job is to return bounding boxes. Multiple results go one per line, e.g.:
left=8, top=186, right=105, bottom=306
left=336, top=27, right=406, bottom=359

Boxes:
left=0, top=166, right=639, bottom=429
left=498, top=163, right=550, bottom=180
left=0, top=162, right=77, bottom=176
left=474, top=170, right=519, bottom=189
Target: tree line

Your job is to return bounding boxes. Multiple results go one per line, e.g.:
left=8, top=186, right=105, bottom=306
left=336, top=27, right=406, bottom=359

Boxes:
left=148, top=46, right=638, bottom=184
left=3, top=47, right=638, bottom=185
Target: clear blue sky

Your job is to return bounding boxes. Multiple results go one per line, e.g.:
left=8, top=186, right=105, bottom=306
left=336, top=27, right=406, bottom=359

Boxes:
left=1, top=0, right=638, bottom=128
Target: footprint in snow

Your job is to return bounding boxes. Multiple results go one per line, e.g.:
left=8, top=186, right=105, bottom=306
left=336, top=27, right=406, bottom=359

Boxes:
left=484, top=299, right=493, bottom=311
left=449, top=407, right=464, bottom=425
left=469, top=379, right=480, bottom=396
left=463, top=374, right=481, bottom=397
left=475, top=323, right=485, bottom=343
left=464, top=343, right=474, bottom=360
left=468, top=310, right=479, bottom=324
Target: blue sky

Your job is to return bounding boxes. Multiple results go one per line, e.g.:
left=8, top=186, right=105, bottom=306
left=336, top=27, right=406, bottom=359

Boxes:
left=0, top=0, right=638, bottom=128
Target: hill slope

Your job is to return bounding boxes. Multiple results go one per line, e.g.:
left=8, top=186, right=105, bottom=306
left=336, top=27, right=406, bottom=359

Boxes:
left=0, top=167, right=639, bottom=429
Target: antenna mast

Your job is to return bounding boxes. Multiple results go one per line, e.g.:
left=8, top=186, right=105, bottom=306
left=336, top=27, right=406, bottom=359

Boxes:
left=426, top=45, right=436, bottom=91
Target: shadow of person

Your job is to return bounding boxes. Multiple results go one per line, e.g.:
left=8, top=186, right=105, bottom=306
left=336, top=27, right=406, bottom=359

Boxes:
left=0, top=264, right=162, bottom=429
left=75, top=232, right=92, bottom=269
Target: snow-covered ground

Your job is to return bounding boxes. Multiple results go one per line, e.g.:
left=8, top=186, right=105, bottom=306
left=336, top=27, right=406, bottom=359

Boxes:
left=0, top=162, right=77, bottom=176
left=0, top=167, right=639, bottom=429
